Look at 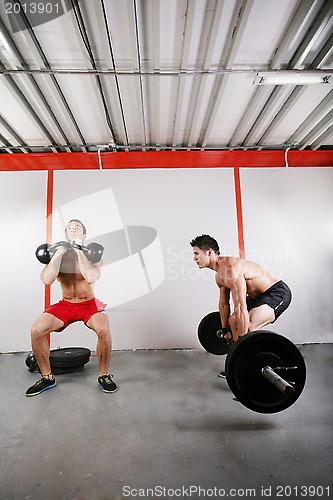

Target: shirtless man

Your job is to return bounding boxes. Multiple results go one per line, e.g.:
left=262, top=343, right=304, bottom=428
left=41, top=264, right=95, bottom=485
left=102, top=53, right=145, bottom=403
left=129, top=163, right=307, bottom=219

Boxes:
left=190, top=235, right=292, bottom=375
left=26, top=219, right=117, bottom=396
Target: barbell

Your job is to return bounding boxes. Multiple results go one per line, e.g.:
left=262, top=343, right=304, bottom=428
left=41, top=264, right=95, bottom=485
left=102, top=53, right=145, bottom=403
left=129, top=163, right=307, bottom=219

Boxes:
left=198, top=312, right=306, bottom=414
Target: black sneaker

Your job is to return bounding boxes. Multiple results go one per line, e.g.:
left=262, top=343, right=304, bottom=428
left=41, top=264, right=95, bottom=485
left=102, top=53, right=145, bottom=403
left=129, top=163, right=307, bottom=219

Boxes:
left=98, top=374, right=118, bottom=393
left=26, top=376, right=56, bottom=397
left=218, top=371, right=226, bottom=379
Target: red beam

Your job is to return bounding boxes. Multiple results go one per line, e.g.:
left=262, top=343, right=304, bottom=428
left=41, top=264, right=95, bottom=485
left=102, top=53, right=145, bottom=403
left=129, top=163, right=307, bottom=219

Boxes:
left=0, top=150, right=332, bottom=171
left=234, top=167, right=245, bottom=259
left=44, top=170, right=54, bottom=345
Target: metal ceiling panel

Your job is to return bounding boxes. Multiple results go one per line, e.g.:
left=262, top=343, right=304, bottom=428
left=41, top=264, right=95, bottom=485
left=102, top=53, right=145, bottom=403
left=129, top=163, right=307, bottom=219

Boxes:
left=273, top=85, right=332, bottom=143
left=0, top=0, right=332, bottom=156
left=234, top=0, right=300, bottom=68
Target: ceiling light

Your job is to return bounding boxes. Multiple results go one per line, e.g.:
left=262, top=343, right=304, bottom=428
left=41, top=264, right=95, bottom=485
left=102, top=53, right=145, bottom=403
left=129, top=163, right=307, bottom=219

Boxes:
left=255, top=72, right=331, bottom=85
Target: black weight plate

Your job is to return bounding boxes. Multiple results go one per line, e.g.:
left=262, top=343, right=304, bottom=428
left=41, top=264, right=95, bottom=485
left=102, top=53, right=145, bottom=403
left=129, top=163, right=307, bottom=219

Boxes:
left=52, top=365, right=85, bottom=375
left=33, top=363, right=87, bottom=375
left=198, top=312, right=231, bottom=355
left=50, top=347, right=91, bottom=365
left=25, top=348, right=91, bottom=373
left=50, top=361, right=88, bottom=372
left=226, top=330, right=306, bottom=414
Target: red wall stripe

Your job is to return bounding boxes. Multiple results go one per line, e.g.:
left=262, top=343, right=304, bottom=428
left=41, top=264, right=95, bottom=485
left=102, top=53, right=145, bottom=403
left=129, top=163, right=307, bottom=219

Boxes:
left=234, top=167, right=245, bottom=259
left=46, top=169, right=54, bottom=244
left=1, top=150, right=332, bottom=171
left=45, top=170, right=54, bottom=344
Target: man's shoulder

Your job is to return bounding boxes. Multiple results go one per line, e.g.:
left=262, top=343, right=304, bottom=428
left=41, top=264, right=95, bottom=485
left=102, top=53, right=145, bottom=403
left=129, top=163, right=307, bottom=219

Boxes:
left=215, top=257, right=241, bottom=284
left=217, top=255, right=241, bottom=268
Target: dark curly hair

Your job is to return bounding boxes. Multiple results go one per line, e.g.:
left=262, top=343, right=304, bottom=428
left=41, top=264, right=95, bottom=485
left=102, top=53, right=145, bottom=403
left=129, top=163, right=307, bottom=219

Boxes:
left=190, top=234, right=220, bottom=255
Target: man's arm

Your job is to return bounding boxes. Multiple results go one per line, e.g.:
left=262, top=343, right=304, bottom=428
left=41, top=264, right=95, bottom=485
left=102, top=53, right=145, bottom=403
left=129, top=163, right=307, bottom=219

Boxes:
left=73, top=248, right=102, bottom=284
left=40, top=246, right=67, bottom=285
left=218, top=286, right=231, bottom=329
left=229, top=275, right=249, bottom=340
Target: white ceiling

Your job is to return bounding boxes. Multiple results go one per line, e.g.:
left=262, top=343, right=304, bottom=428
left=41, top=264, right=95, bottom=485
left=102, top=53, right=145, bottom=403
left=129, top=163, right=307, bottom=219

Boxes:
left=0, top=0, right=332, bottom=154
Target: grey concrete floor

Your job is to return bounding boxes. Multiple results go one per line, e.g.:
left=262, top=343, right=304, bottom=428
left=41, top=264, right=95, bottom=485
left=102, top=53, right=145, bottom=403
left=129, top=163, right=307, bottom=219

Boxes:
left=0, top=345, right=332, bottom=500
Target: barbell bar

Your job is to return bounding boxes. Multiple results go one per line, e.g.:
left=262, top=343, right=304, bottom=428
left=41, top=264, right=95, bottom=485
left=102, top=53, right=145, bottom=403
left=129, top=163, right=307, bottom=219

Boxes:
left=261, top=366, right=295, bottom=397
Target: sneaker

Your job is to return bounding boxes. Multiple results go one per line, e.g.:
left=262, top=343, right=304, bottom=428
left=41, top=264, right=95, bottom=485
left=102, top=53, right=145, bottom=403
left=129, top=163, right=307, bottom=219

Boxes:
left=98, top=374, right=118, bottom=393
left=218, top=371, right=226, bottom=379
left=26, top=376, right=56, bottom=397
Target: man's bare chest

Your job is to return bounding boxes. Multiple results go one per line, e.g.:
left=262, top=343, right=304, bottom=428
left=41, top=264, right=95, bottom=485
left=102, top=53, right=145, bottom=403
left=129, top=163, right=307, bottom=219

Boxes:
left=216, top=266, right=233, bottom=287
left=59, top=253, right=81, bottom=277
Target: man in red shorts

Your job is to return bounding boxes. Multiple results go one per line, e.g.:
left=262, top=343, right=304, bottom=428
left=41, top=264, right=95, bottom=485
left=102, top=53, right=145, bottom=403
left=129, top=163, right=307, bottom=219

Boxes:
left=26, top=219, right=117, bottom=396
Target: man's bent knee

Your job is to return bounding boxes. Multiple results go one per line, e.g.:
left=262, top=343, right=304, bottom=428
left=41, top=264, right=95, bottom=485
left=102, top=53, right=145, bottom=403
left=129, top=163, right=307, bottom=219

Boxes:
left=87, top=313, right=110, bottom=337
left=94, top=324, right=111, bottom=341
left=31, top=313, right=64, bottom=340
left=31, top=323, right=49, bottom=341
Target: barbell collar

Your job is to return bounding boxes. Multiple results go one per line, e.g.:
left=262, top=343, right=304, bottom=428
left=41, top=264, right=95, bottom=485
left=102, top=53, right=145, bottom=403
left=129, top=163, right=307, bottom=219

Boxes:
left=261, top=366, right=295, bottom=397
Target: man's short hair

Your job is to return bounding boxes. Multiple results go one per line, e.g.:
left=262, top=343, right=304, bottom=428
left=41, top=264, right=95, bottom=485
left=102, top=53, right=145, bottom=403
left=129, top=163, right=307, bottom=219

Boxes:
left=66, top=219, right=87, bottom=235
left=190, top=234, right=220, bottom=255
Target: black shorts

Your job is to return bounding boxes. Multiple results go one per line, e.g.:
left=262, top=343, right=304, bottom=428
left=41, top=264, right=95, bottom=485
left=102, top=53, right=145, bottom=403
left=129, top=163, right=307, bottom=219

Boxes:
left=246, top=280, right=292, bottom=322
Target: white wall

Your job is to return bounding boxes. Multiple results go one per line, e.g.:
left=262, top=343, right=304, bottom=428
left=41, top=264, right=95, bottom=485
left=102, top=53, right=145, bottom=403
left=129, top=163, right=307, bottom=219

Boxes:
left=49, top=169, right=238, bottom=351
left=0, top=172, right=47, bottom=352
left=241, top=168, right=333, bottom=344
left=0, top=167, right=332, bottom=353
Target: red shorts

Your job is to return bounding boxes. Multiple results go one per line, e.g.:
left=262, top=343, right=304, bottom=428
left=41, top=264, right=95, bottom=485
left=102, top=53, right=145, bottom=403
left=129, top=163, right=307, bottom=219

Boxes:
left=44, top=298, right=107, bottom=329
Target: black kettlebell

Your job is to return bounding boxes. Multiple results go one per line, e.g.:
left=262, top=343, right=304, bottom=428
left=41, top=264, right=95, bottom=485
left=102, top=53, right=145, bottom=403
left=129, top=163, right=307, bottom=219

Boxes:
left=25, top=353, right=39, bottom=372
